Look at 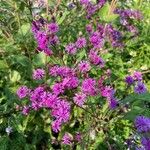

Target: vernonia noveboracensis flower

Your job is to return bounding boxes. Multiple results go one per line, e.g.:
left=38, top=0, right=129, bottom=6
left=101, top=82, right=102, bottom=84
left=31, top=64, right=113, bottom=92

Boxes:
left=15, top=1, right=148, bottom=148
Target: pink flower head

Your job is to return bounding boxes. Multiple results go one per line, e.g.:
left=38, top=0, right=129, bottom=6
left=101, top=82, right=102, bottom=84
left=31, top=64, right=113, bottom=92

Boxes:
left=73, top=93, right=87, bottom=107
left=78, top=61, right=91, bottom=73
left=89, top=49, right=105, bottom=67
left=86, top=24, right=93, bottom=33
left=49, top=35, right=59, bottom=45
left=62, top=77, right=79, bottom=89
left=52, top=83, right=64, bottom=96
left=49, top=65, right=59, bottom=77
left=44, top=93, right=59, bottom=109
left=80, top=0, right=89, bottom=5
left=51, top=100, right=71, bottom=123
left=89, top=32, right=103, bottom=48
left=44, top=48, right=53, bottom=56
left=52, top=119, right=61, bottom=133
left=36, top=31, right=47, bottom=50
left=75, top=132, right=82, bottom=142
left=30, top=86, right=45, bottom=108
left=32, top=68, right=45, bottom=80
left=48, top=22, right=59, bottom=34
left=65, top=43, right=77, bottom=55
left=100, top=86, right=115, bottom=98
left=81, top=78, right=97, bottom=96
left=133, top=71, right=143, bottom=81
left=22, top=106, right=30, bottom=115
left=62, top=133, right=73, bottom=145
left=17, top=86, right=29, bottom=99
left=57, top=66, right=75, bottom=78
left=75, top=37, right=86, bottom=48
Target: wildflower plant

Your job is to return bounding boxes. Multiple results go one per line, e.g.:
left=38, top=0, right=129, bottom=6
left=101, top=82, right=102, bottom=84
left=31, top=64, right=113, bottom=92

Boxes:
left=14, top=0, right=150, bottom=149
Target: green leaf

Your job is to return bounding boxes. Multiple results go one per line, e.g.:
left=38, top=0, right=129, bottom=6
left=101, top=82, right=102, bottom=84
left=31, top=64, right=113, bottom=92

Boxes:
left=0, top=137, right=9, bottom=150
left=98, top=2, right=119, bottom=22
left=18, top=23, right=30, bottom=35
left=33, top=52, right=47, bottom=67
left=124, top=107, right=145, bottom=121
left=15, top=55, right=31, bottom=67
left=57, top=10, right=70, bottom=25
left=9, top=70, right=21, bottom=83
left=123, top=93, right=150, bottom=103
left=0, top=60, right=8, bottom=69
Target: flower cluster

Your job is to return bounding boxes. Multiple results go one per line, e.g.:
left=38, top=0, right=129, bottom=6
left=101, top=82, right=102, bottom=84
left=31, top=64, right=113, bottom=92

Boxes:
left=61, top=132, right=82, bottom=146
left=80, top=0, right=106, bottom=19
left=125, top=71, right=147, bottom=94
left=16, top=1, right=147, bottom=147
left=135, top=116, right=150, bottom=133
left=135, top=116, right=150, bottom=150
left=32, top=19, right=59, bottom=55
left=65, top=37, right=86, bottom=55
left=115, top=9, right=142, bottom=35
left=100, top=85, right=118, bottom=109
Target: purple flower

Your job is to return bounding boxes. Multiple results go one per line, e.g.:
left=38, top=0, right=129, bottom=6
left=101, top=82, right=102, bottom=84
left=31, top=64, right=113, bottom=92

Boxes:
left=81, top=78, right=97, bottom=96
left=86, top=24, right=93, bottom=33
left=89, top=49, right=105, bottom=67
left=48, top=23, right=59, bottom=34
left=57, top=66, right=75, bottom=78
left=49, top=65, right=59, bottom=77
left=62, top=77, right=79, bottom=89
left=49, top=35, right=59, bottom=45
left=80, top=0, right=89, bottom=5
left=49, top=66, right=75, bottom=78
left=30, top=86, right=45, bottom=109
left=85, top=3, right=98, bottom=19
left=135, top=116, right=150, bottom=133
left=126, top=25, right=138, bottom=35
left=115, top=9, right=142, bottom=20
left=125, top=75, right=134, bottom=85
left=51, top=100, right=71, bottom=123
left=108, top=97, right=118, bottom=109
left=141, top=137, right=150, bottom=150
left=134, top=82, right=147, bottom=94
left=44, top=93, right=59, bottom=109
left=73, top=93, right=87, bottom=107
left=75, top=132, right=82, bottom=142
left=100, top=86, right=115, bottom=98
left=133, top=71, right=143, bottom=81
left=62, top=133, right=73, bottom=145
left=44, top=48, right=53, bottom=56
left=22, top=106, right=30, bottom=115
left=32, top=68, right=45, bottom=80
left=106, top=25, right=123, bottom=48
left=97, top=0, right=106, bottom=7
left=52, top=83, right=64, bottom=96
left=76, top=37, right=86, bottom=48
left=78, top=61, right=91, bottom=73
left=52, top=119, right=61, bottom=133
left=36, top=31, right=47, bottom=50
left=89, top=32, right=103, bottom=48
left=17, top=86, right=29, bottom=99
left=65, top=43, right=77, bottom=55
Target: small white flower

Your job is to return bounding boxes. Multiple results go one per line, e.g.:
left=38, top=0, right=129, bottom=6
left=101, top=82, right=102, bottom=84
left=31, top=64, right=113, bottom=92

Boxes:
left=89, top=130, right=95, bottom=140
left=5, top=126, right=12, bottom=135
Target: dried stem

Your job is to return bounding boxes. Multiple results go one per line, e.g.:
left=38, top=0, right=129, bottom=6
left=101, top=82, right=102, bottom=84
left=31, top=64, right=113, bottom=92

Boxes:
left=53, top=0, right=62, bottom=16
